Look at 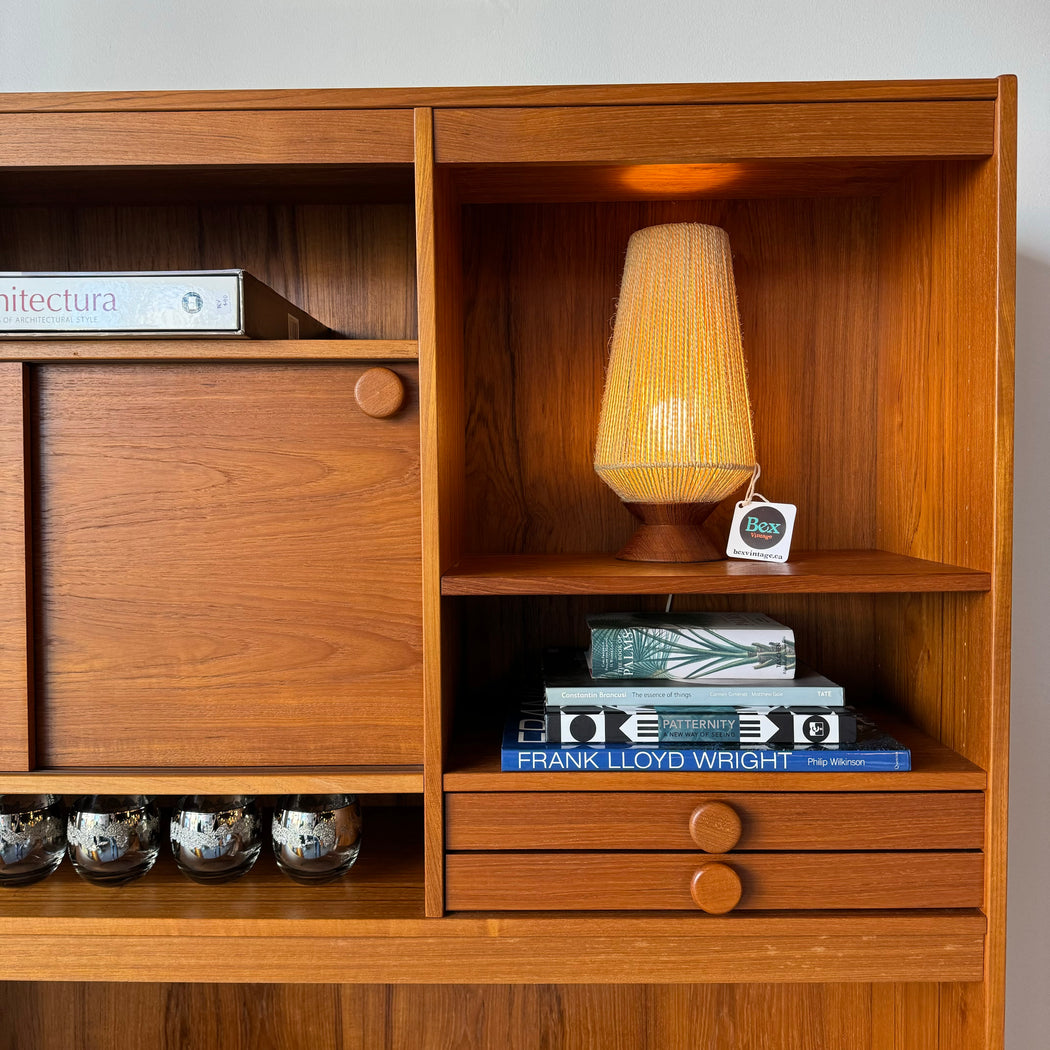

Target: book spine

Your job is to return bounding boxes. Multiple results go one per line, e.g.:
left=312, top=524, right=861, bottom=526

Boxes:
left=501, top=745, right=910, bottom=773
left=544, top=682, right=844, bottom=707
left=545, top=707, right=856, bottom=745
left=590, top=624, right=795, bottom=680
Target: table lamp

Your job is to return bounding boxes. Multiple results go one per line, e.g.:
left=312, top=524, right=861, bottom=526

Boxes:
left=594, top=223, right=757, bottom=562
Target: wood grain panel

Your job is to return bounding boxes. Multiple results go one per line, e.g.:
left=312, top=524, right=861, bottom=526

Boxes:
left=446, top=852, right=983, bottom=911
left=0, top=203, right=417, bottom=339
left=0, top=927, right=986, bottom=985
left=0, top=79, right=1001, bottom=113
left=874, top=87, right=1014, bottom=1050
left=415, top=107, right=468, bottom=915
left=650, top=984, right=873, bottom=1050
left=34, top=363, right=422, bottom=767
left=0, top=110, right=414, bottom=166
left=0, top=767, right=422, bottom=794
left=0, top=981, right=974, bottom=1050
left=445, top=791, right=984, bottom=851
left=449, top=159, right=919, bottom=204
left=0, top=339, right=419, bottom=361
left=972, top=73, right=1017, bottom=1050
left=0, top=362, right=32, bottom=769
left=414, top=107, right=444, bottom=916
left=0, top=983, right=345, bottom=1050
left=461, top=197, right=880, bottom=557
left=441, top=551, right=990, bottom=595
left=435, top=102, right=994, bottom=163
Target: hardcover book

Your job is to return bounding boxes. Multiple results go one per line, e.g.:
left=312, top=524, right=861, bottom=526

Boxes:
left=545, top=704, right=857, bottom=745
left=588, top=611, right=795, bottom=680
left=503, top=704, right=910, bottom=773
left=0, top=270, right=330, bottom=339
left=543, top=648, right=844, bottom=707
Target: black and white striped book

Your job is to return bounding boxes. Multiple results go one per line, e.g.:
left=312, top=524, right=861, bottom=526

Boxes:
left=544, top=705, right=857, bottom=746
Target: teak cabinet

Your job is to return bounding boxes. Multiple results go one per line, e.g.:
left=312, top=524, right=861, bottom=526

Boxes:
left=0, top=78, right=1014, bottom=1050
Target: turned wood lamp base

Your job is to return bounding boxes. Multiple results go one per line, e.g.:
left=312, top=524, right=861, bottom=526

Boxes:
left=618, top=501, right=724, bottom=562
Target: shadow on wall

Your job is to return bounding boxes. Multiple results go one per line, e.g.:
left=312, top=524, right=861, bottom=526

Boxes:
left=1006, top=249, right=1050, bottom=1050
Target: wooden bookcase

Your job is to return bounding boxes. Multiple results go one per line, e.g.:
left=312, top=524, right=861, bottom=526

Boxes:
left=0, top=79, right=1013, bottom=1050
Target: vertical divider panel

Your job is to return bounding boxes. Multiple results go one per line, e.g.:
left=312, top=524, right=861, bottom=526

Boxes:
left=977, top=71, right=1016, bottom=1050
left=416, top=106, right=467, bottom=915
left=0, top=362, right=33, bottom=769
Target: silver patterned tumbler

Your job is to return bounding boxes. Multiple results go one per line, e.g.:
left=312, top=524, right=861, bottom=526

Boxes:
left=67, top=795, right=161, bottom=885
left=170, top=795, right=262, bottom=883
left=272, top=794, right=362, bottom=884
left=0, top=795, right=66, bottom=886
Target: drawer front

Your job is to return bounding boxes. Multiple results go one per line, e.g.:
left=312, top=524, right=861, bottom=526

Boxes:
left=445, top=851, right=985, bottom=912
left=35, top=363, right=422, bottom=767
left=445, top=791, right=985, bottom=852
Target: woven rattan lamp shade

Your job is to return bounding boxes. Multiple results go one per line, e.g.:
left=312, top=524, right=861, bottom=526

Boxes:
left=594, top=223, right=757, bottom=561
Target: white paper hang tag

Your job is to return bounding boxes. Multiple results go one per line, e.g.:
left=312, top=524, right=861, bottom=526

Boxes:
left=725, top=465, right=796, bottom=563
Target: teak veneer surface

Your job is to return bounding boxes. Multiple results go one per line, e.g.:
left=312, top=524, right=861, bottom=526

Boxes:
left=0, top=110, right=415, bottom=167
left=0, top=78, right=1001, bottom=112
left=0, top=77, right=1014, bottom=1049
left=33, top=363, right=423, bottom=767
left=0, top=767, right=423, bottom=795
left=0, top=364, right=31, bottom=769
left=0, top=982, right=1006, bottom=1050
left=441, top=551, right=991, bottom=594
left=445, top=791, right=985, bottom=851
left=448, top=159, right=928, bottom=203
left=0, top=339, right=419, bottom=361
left=435, top=102, right=995, bottom=164
left=445, top=852, right=984, bottom=911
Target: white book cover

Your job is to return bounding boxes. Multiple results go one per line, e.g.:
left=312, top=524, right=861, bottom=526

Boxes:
left=0, top=271, right=244, bottom=334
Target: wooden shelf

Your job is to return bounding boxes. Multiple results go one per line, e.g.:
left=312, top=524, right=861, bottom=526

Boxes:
left=0, top=800, right=984, bottom=985
left=0, top=767, right=423, bottom=795
left=444, top=714, right=986, bottom=792
left=0, top=912, right=986, bottom=985
left=0, top=338, right=418, bottom=362
left=441, top=550, right=992, bottom=596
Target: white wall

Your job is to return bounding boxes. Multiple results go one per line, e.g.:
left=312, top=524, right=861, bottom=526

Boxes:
left=2, top=2, right=1048, bottom=1046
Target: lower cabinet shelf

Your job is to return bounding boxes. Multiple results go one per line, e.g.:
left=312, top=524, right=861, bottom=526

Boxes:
left=0, top=797, right=988, bottom=986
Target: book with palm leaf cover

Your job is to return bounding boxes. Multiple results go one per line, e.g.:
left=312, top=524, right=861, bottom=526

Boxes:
left=588, top=612, right=795, bottom=680
left=544, top=648, right=844, bottom=707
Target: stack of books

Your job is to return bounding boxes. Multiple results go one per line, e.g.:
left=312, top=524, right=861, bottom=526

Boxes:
left=501, top=612, right=911, bottom=772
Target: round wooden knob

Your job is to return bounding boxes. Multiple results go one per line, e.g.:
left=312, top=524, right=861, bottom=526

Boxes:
left=354, top=367, right=405, bottom=418
left=690, top=862, right=742, bottom=914
left=688, top=801, right=742, bottom=853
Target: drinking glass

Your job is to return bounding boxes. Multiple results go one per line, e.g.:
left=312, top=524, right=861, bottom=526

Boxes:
left=0, top=795, right=66, bottom=886
left=67, top=795, right=161, bottom=885
left=170, top=795, right=262, bottom=883
left=271, top=794, right=361, bottom=884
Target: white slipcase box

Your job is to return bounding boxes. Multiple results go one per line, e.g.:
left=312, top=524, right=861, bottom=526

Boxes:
left=0, top=270, right=329, bottom=338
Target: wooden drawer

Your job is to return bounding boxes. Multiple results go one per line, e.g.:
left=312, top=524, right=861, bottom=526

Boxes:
left=445, top=791, right=985, bottom=852
left=32, top=362, right=422, bottom=767
left=445, top=851, right=985, bottom=912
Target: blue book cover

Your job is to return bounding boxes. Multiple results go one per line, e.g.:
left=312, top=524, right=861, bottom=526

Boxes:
left=503, top=704, right=910, bottom=773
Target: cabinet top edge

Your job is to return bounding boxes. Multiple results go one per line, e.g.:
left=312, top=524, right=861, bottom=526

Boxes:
left=0, top=78, right=1006, bottom=114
